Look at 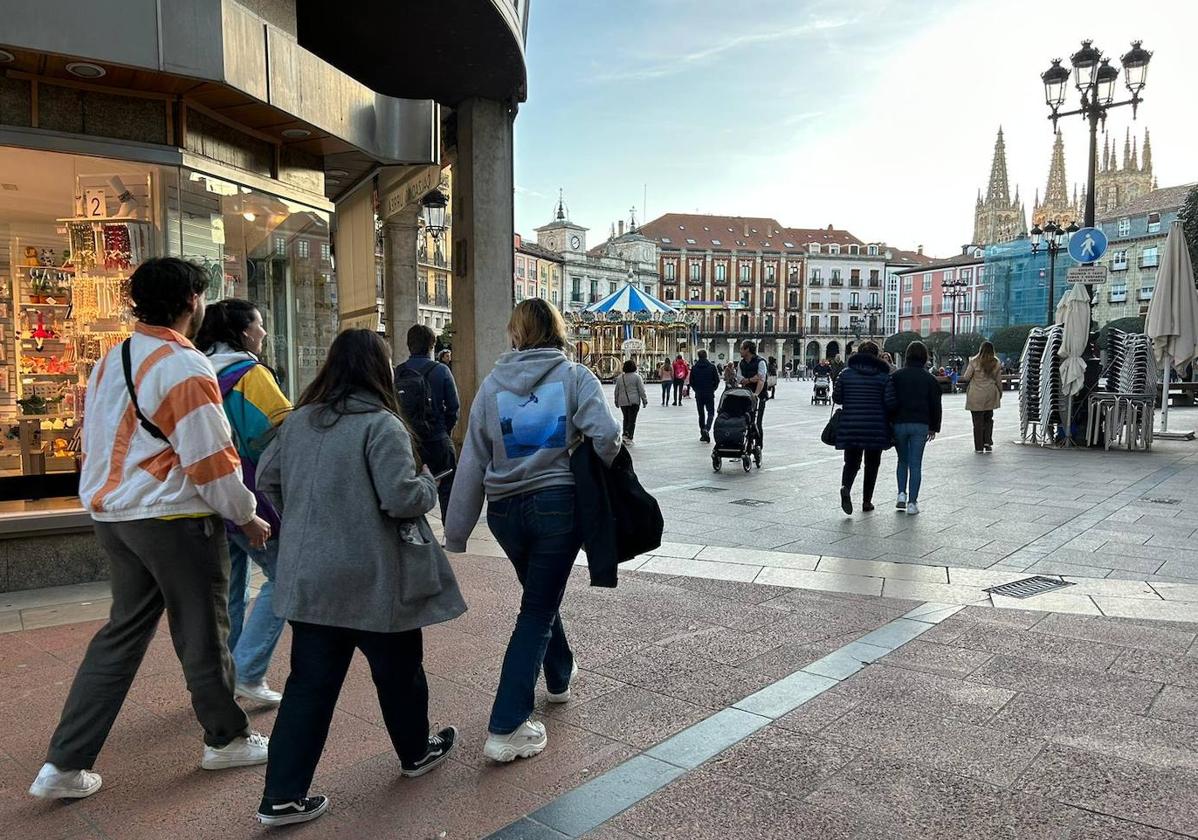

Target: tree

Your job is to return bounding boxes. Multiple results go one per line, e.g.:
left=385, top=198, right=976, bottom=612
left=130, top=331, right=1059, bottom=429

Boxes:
left=1098, top=315, right=1145, bottom=348
left=923, top=331, right=952, bottom=361
left=1180, top=185, right=1198, bottom=272
left=883, top=331, right=922, bottom=358
left=952, top=331, right=986, bottom=359
left=437, top=321, right=455, bottom=350
left=989, top=324, right=1039, bottom=357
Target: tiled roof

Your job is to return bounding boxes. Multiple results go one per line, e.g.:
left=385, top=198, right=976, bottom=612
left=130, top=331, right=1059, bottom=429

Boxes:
left=781, top=226, right=865, bottom=248
left=1098, top=183, right=1196, bottom=220
left=888, top=248, right=937, bottom=266
left=639, top=213, right=798, bottom=252
left=516, top=239, right=565, bottom=262
left=894, top=252, right=984, bottom=275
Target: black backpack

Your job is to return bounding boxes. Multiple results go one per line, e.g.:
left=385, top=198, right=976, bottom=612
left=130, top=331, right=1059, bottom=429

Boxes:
left=394, top=362, right=439, bottom=443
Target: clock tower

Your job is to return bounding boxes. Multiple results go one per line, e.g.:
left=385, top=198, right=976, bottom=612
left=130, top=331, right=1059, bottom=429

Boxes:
left=536, top=189, right=588, bottom=255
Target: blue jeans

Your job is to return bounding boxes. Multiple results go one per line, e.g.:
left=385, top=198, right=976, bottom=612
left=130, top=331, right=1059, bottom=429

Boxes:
left=486, top=486, right=581, bottom=735
left=893, top=422, right=929, bottom=503
left=226, top=531, right=285, bottom=686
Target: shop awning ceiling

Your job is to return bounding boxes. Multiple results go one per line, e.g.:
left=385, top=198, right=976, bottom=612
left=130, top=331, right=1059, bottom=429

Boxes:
left=587, top=284, right=677, bottom=315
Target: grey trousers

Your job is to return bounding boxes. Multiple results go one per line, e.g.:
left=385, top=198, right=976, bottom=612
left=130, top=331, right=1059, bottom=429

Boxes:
left=46, top=516, right=250, bottom=770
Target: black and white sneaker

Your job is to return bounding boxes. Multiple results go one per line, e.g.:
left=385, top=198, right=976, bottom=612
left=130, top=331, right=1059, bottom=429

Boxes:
left=257, top=796, right=329, bottom=827
left=401, top=726, right=458, bottom=778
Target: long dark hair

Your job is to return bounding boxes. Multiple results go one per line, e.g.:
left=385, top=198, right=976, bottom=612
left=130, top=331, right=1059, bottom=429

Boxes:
left=297, top=329, right=402, bottom=426
left=195, top=299, right=258, bottom=354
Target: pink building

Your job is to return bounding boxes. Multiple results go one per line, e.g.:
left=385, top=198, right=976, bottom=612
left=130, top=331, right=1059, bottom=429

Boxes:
left=894, top=247, right=987, bottom=339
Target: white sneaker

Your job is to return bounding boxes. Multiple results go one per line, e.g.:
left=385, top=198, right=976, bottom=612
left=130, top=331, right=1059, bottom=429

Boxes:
left=546, top=659, right=580, bottom=704
left=201, top=731, right=269, bottom=770
left=28, top=763, right=102, bottom=799
left=907, top=501, right=921, bottom=516
left=236, top=682, right=282, bottom=707
left=483, top=720, right=548, bottom=763
left=896, top=491, right=907, bottom=511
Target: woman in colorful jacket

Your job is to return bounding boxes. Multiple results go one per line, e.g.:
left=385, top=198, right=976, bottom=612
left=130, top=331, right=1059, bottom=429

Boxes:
left=196, top=299, right=292, bottom=707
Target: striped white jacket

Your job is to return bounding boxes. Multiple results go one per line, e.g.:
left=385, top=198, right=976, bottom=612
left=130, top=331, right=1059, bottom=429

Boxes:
left=79, top=323, right=257, bottom=524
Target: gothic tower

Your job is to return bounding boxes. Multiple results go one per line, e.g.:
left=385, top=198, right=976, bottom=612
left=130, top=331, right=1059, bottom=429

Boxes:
left=1032, top=130, right=1082, bottom=227
left=973, top=127, right=1028, bottom=245
left=1093, top=127, right=1155, bottom=215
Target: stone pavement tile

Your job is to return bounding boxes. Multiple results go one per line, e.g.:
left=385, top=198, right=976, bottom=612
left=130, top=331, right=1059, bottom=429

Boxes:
left=1052, top=549, right=1163, bottom=576
left=1065, top=811, right=1194, bottom=840
left=1059, top=577, right=1162, bottom=600
left=19, top=599, right=112, bottom=630
left=1028, top=612, right=1195, bottom=656
left=880, top=639, right=994, bottom=679
left=532, top=754, right=684, bottom=838
left=636, top=555, right=762, bottom=583
left=1098, top=541, right=1198, bottom=564
left=1156, top=560, right=1198, bottom=581
left=969, top=654, right=1162, bottom=714
left=653, top=624, right=783, bottom=668
left=1151, top=581, right=1198, bottom=602
left=1024, top=559, right=1119, bottom=579
left=991, top=692, right=1198, bottom=770
left=1015, top=743, right=1198, bottom=837
left=949, top=622, right=1127, bottom=670
left=705, top=725, right=858, bottom=797
left=484, top=718, right=638, bottom=800
left=649, top=541, right=706, bottom=559
left=947, top=567, right=1034, bottom=588
left=920, top=547, right=1013, bottom=568
left=554, top=685, right=710, bottom=750
left=610, top=769, right=890, bottom=840
left=754, top=566, right=882, bottom=596
left=580, top=827, right=645, bottom=840
left=815, top=555, right=948, bottom=583
left=991, top=591, right=1102, bottom=616
left=659, top=573, right=794, bottom=605
left=737, top=631, right=869, bottom=680
left=0, top=752, right=103, bottom=840
left=590, top=644, right=772, bottom=710
left=1147, top=684, right=1198, bottom=726
left=801, top=641, right=891, bottom=681
left=645, top=706, right=768, bottom=769
left=1110, top=647, right=1198, bottom=689
left=805, top=753, right=1078, bottom=840
left=881, top=578, right=991, bottom=605
left=694, top=544, right=819, bottom=570
left=0, top=610, right=21, bottom=633
left=819, top=702, right=1046, bottom=787
left=1094, top=596, right=1198, bottom=623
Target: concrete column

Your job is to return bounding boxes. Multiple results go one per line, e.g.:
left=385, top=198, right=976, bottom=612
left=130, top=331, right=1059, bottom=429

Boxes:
left=382, top=203, right=422, bottom=359
left=451, top=98, right=515, bottom=440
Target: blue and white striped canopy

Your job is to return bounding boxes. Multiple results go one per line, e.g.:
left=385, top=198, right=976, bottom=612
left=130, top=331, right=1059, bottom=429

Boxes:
left=586, top=283, right=676, bottom=315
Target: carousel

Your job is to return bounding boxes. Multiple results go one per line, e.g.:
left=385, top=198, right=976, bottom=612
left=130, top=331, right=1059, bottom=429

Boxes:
left=567, top=283, right=697, bottom=381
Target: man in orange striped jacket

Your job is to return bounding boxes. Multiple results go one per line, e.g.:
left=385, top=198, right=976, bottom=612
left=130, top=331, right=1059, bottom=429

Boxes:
left=30, top=258, right=274, bottom=802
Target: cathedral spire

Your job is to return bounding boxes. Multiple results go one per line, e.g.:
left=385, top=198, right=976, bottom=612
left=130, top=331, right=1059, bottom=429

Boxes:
left=1130, top=135, right=1139, bottom=171
left=554, top=188, right=567, bottom=221
left=985, top=127, right=1012, bottom=205
left=1101, top=132, right=1110, bottom=171
left=1141, top=129, right=1152, bottom=174
left=1123, top=128, right=1132, bottom=170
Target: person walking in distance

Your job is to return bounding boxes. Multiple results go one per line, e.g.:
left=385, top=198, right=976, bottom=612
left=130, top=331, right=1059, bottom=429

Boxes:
left=737, top=340, right=769, bottom=449
left=254, top=329, right=465, bottom=826
left=888, top=341, right=941, bottom=516
left=657, top=361, right=672, bottom=406
left=29, top=258, right=272, bottom=801
left=395, top=324, right=461, bottom=518
left=767, top=356, right=779, bottom=399
left=960, top=340, right=1002, bottom=453
left=671, top=354, right=690, bottom=406
left=195, top=299, right=292, bottom=708
left=445, top=299, right=621, bottom=763
left=613, top=360, right=648, bottom=444
left=832, top=341, right=896, bottom=515
left=689, top=349, right=721, bottom=443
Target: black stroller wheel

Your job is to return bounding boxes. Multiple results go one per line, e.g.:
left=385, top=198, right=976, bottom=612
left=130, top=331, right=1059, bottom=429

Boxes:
left=742, top=455, right=751, bottom=472
left=712, top=454, right=722, bottom=472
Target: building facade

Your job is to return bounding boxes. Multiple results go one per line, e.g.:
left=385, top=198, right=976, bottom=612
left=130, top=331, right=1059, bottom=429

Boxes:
left=1032, top=131, right=1082, bottom=228
left=415, top=167, right=453, bottom=335
left=974, top=127, right=1028, bottom=246
left=514, top=233, right=565, bottom=309
left=982, top=238, right=1071, bottom=330
left=1094, top=128, right=1155, bottom=217
left=800, top=228, right=889, bottom=363
left=1094, top=183, right=1193, bottom=325
left=895, top=250, right=987, bottom=341
left=885, top=247, right=935, bottom=339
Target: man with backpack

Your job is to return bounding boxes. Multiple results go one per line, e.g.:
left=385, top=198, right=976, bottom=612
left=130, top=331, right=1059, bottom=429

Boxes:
left=395, top=324, right=460, bottom=518
left=688, top=349, right=721, bottom=443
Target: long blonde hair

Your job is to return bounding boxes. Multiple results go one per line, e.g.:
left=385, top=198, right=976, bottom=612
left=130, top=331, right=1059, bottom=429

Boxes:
left=974, top=340, right=1000, bottom=376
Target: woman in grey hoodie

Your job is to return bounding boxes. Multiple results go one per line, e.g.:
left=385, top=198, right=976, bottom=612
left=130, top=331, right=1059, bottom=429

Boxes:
left=445, top=299, right=621, bottom=763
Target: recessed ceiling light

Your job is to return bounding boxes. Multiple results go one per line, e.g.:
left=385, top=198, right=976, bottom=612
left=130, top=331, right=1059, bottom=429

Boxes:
left=326, top=169, right=349, bottom=177
left=325, top=179, right=342, bottom=187
left=281, top=128, right=311, bottom=139
left=0, top=50, right=15, bottom=64
left=66, top=62, right=106, bottom=79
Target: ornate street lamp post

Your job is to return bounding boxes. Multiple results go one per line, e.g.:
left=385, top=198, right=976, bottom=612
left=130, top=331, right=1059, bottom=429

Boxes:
left=863, top=301, right=883, bottom=339
left=942, top=276, right=969, bottom=359
left=1030, top=219, right=1080, bottom=324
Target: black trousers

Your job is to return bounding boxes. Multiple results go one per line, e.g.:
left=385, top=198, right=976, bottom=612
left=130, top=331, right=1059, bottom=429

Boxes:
left=264, top=622, right=428, bottom=800
left=620, top=404, right=640, bottom=439
left=420, top=436, right=457, bottom=519
left=672, top=378, right=685, bottom=404
left=971, top=411, right=994, bottom=450
left=754, top=399, right=768, bottom=447
left=842, top=448, right=882, bottom=503
left=696, top=393, right=715, bottom=433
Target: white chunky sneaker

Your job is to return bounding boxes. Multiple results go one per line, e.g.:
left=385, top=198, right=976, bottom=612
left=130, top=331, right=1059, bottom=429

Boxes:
left=906, top=501, right=921, bottom=516
left=896, top=492, right=908, bottom=511
left=546, top=659, right=580, bottom=704
left=484, top=720, right=548, bottom=763
left=28, top=763, right=102, bottom=799
left=201, top=731, right=270, bottom=770
left=236, top=682, right=283, bottom=707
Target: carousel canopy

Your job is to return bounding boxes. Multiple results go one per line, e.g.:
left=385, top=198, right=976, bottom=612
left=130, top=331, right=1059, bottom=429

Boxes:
left=586, top=283, right=677, bottom=315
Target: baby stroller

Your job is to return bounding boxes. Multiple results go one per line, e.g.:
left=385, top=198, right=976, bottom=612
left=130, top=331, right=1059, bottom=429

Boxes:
left=812, top=375, right=832, bottom=406
left=711, top=386, right=761, bottom=472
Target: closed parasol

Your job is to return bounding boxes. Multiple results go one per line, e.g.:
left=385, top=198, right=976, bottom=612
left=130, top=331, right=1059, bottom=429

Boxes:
left=1144, top=221, right=1198, bottom=438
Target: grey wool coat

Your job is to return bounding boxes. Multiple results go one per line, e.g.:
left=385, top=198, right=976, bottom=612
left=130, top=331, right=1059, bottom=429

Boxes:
left=258, top=392, right=467, bottom=633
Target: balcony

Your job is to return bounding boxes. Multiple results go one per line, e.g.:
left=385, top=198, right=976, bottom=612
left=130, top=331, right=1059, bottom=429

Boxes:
left=808, top=278, right=824, bottom=287
left=849, top=278, right=861, bottom=288
left=1138, top=288, right=1155, bottom=301
left=1109, top=291, right=1128, bottom=303
left=571, top=292, right=584, bottom=303
left=808, top=302, right=823, bottom=311
left=868, top=279, right=881, bottom=288
left=1140, top=256, right=1160, bottom=269
left=828, top=303, right=842, bottom=311
left=787, top=276, right=802, bottom=287
left=737, top=276, right=754, bottom=286
left=762, top=277, right=778, bottom=287
left=848, top=303, right=862, bottom=312
left=712, top=277, right=728, bottom=286
left=786, top=300, right=802, bottom=311
left=829, top=278, right=844, bottom=287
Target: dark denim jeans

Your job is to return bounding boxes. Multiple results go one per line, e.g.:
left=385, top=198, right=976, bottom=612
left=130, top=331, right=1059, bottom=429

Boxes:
left=486, top=486, right=581, bottom=735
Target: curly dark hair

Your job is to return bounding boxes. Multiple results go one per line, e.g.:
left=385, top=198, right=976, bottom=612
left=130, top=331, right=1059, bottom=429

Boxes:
left=129, top=258, right=210, bottom=327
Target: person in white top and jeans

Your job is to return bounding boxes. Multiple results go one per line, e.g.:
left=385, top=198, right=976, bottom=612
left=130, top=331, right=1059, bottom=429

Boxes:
left=613, top=359, right=648, bottom=443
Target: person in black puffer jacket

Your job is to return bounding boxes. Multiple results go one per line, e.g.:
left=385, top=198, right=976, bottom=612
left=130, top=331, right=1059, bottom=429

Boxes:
left=832, top=342, right=896, bottom=514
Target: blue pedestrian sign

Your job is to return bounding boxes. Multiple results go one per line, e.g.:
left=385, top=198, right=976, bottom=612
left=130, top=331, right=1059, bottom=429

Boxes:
left=1068, top=226, right=1107, bottom=264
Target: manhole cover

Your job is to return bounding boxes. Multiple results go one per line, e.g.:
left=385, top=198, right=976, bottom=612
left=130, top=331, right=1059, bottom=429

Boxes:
left=689, top=486, right=727, bottom=494
left=985, top=576, right=1075, bottom=599
left=730, top=498, right=773, bottom=507
left=1143, top=497, right=1181, bottom=505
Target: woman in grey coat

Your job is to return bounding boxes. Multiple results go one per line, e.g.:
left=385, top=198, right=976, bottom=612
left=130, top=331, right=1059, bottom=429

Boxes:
left=253, top=329, right=466, bottom=828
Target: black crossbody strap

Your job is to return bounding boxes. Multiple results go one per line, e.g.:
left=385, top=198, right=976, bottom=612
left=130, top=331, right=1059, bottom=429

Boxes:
left=121, top=339, right=169, bottom=442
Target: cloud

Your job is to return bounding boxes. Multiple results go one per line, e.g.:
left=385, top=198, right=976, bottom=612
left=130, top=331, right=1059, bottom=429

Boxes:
left=781, top=110, right=826, bottom=126
left=596, top=17, right=854, bottom=82
left=515, top=185, right=550, bottom=200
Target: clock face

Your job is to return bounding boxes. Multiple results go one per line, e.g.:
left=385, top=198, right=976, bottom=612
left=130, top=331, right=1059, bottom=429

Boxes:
left=570, top=235, right=581, bottom=249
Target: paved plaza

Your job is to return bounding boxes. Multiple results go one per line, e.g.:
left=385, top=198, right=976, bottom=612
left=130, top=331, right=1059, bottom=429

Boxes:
left=4, top=379, right=1198, bottom=838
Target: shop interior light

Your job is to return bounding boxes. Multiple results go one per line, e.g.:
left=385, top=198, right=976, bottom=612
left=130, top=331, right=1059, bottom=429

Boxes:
left=65, top=62, right=106, bottom=79
left=242, top=211, right=257, bottom=222
left=326, top=169, right=349, bottom=178
left=281, top=128, right=311, bottom=139
left=0, top=50, right=15, bottom=63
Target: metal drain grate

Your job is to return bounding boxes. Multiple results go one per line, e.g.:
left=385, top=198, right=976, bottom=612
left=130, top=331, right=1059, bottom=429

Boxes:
left=730, top=498, right=773, bottom=507
left=1144, top=497, right=1181, bottom=505
left=985, top=576, right=1075, bottom=599
left=689, top=486, right=728, bottom=494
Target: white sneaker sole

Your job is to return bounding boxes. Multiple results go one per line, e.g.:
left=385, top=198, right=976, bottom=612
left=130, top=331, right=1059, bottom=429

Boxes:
left=202, top=751, right=269, bottom=770
left=546, top=661, right=580, bottom=704
left=235, top=686, right=282, bottom=707
left=483, top=738, right=547, bottom=763
left=29, top=778, right=102, bottom=800
left=258, top=798, right=330, bottom=826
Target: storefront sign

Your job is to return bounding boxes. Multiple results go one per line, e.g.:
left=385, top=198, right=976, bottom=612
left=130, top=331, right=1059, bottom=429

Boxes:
left=382, top=165, right=443, bottom=220
left=340, top=309, right=383, bottom=332
left=1067, top=265, right=1108, bottom=285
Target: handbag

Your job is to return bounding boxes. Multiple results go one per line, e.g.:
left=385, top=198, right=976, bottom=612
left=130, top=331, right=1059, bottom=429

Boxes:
left=821, top=405, right=841, bottom=446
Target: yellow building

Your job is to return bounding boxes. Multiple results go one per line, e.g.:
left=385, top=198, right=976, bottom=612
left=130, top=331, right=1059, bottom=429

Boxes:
left=417, top=167, right=453, bottom=336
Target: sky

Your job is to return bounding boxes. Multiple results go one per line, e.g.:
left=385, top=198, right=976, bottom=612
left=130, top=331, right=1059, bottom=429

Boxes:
left=513, top=0, right=1198, bottom=259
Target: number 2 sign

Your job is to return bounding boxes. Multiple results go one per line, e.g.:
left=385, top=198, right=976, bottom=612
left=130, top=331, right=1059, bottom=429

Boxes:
left=83, top=189, right=106, bottom=219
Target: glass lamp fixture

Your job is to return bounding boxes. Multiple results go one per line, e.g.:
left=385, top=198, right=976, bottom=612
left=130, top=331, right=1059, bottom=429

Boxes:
left=1070, top=40, right=1102, bottom=92
left=1120, top=40, right=1151, bottom=96
left=1095, top=60, right=1119, bottom=106
left=420, top=190, right=449, bottom=238
left=1041, top=59, right=1070, bottom=111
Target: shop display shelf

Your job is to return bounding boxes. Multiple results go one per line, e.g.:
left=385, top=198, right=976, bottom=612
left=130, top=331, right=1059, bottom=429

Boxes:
left=17, top=265, right=75, bottom=273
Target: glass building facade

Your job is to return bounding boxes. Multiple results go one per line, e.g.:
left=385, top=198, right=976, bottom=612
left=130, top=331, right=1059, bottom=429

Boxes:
left=984, top=237, right=1072, bottom=329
